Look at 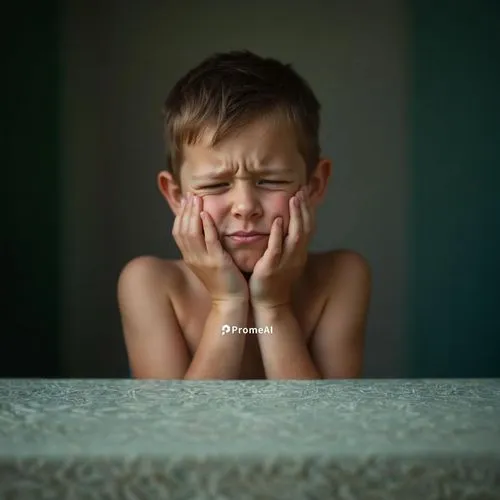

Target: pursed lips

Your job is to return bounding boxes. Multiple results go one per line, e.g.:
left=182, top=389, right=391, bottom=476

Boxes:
left=227, top=231, right=267, bottom=237
left=225, top=231, right=268, bottom=244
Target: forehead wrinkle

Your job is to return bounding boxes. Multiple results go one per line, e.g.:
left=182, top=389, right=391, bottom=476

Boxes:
left=188, top=147, right=300, bottom=181
left=190, top=162, right=237, bottom=181
left=222, top=151, right=296, bottom=173
left=190, top=157, right=254, bottom=180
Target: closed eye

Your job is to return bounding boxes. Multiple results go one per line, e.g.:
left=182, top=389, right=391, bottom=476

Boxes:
left=199, top=183, right=229, bottom=189
left=257, top=180, right=290, bottom=185
left=199, top=181, right=290, bottom=189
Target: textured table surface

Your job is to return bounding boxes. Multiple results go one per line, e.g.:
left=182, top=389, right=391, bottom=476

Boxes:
left=0, top=379, right=499, bottom=499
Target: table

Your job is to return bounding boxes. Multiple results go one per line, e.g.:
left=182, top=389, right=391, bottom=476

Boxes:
left=1, top=379, right=499, bottom=499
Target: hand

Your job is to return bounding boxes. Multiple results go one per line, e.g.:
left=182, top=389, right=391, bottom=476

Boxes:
left=249, top=188, right=313, bottom=308
left=172, top=193, right=249, bottom=303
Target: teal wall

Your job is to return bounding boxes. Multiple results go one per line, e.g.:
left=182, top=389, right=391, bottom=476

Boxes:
left=4, top=3, right=61, bottom=376
left=410, top=0, right=500, bottom=376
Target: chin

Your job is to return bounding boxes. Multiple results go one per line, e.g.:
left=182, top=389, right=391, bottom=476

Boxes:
left=237, top=262, right=256, bottom=273
left=231, top=251, right=263, bottom=273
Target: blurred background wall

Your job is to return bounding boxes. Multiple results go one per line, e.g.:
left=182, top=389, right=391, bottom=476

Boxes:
left=4, top=0, right=499, bottom=378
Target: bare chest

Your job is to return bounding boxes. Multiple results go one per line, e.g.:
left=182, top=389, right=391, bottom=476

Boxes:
left=174, top=288, right=325, bottom=379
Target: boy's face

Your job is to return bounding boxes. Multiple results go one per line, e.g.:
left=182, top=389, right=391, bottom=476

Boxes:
left=174, top=118, right=328, bottom=273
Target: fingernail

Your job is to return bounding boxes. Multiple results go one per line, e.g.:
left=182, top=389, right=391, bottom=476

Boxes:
left=180, top=197, right=185, bottom=206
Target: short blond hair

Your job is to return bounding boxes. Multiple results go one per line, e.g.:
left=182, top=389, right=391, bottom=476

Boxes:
left=162, top=50, right=321, bottom=185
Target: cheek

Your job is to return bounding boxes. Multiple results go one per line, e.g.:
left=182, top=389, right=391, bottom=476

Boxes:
left=264, top=194, right=291, bottom=224
left=199, top=197, right=224, bottom=224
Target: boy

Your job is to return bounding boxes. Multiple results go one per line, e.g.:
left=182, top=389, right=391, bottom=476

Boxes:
left=117, top=50, right=371, bottom=380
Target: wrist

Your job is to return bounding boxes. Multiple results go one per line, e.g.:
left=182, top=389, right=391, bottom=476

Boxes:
left=252, top=301, right=292, bottom=314
left=211, top=297, right=249, bottom=311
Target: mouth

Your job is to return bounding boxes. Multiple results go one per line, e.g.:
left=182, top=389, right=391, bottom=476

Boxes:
left=225, top=232, right=268, bottom=244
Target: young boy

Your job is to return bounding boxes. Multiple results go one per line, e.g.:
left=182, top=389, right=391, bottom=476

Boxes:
left=117, top=50, right=371, bottom=380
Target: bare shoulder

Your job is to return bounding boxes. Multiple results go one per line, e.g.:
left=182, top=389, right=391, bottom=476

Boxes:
left=117, top=256, right=184, bottom=298
left=308, top=249, right=371, bottom=290
left=307, top=249, right=371, bottom=378
left=117, top=256, right=191, bottom=379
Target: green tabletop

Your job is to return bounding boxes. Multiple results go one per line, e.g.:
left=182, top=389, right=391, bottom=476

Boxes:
left=1, top=379, right=499, bottom=499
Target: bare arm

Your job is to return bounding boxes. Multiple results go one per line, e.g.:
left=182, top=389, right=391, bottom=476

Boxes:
left=118, top=257, right=248, bottom=380
left=185, top=299, right=248, bottom=379
left=253, top=304, right=321, bottom=379
left=309, top=251, right=371, bottom=378
left=252, top=251, right=371, bottom=379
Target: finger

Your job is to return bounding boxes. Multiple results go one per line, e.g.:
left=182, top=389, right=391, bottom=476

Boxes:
left=298, top=190, right=312, bottom=236
left=188, top=195, right=202, bottom=235
left=179, top=194, right=199, bottom=255
left=284, top=195, right=302, bottom=255
left=269, top=216, right=283, bottom=253
left=187, top=195, right=206, bottom=254
left=172, top=196, right=186, bottom=249
left=179, top=194, right=194, bottom=255
left=259, top=217, right=283, bottom=269
left=172, top=196, right=184, bottom=236
left=200, top=211, right=224, bottom=257
left=179, top=193, right=192, bottom=235
left=304, top=188, right=317, bottom=233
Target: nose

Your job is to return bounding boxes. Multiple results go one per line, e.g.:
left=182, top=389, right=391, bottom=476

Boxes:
left=230, top=182, right=263, bottom=220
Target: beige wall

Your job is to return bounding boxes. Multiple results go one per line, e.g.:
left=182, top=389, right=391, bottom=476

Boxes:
left=60, top=0, right=410, bottom=377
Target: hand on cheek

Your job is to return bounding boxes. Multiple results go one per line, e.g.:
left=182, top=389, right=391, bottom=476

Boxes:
left=249, top=188, right=313, bottom=308
left=172, top=193, right=249, bottom=302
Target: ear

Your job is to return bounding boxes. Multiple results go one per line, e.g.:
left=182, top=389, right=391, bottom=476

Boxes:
left=157, top=170, right=184, bottom=216
left=306, top=158, right=332, bottom=206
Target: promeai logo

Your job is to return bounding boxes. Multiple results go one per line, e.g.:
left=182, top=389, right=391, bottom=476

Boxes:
left=221, top=324, right=273, bottom=335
